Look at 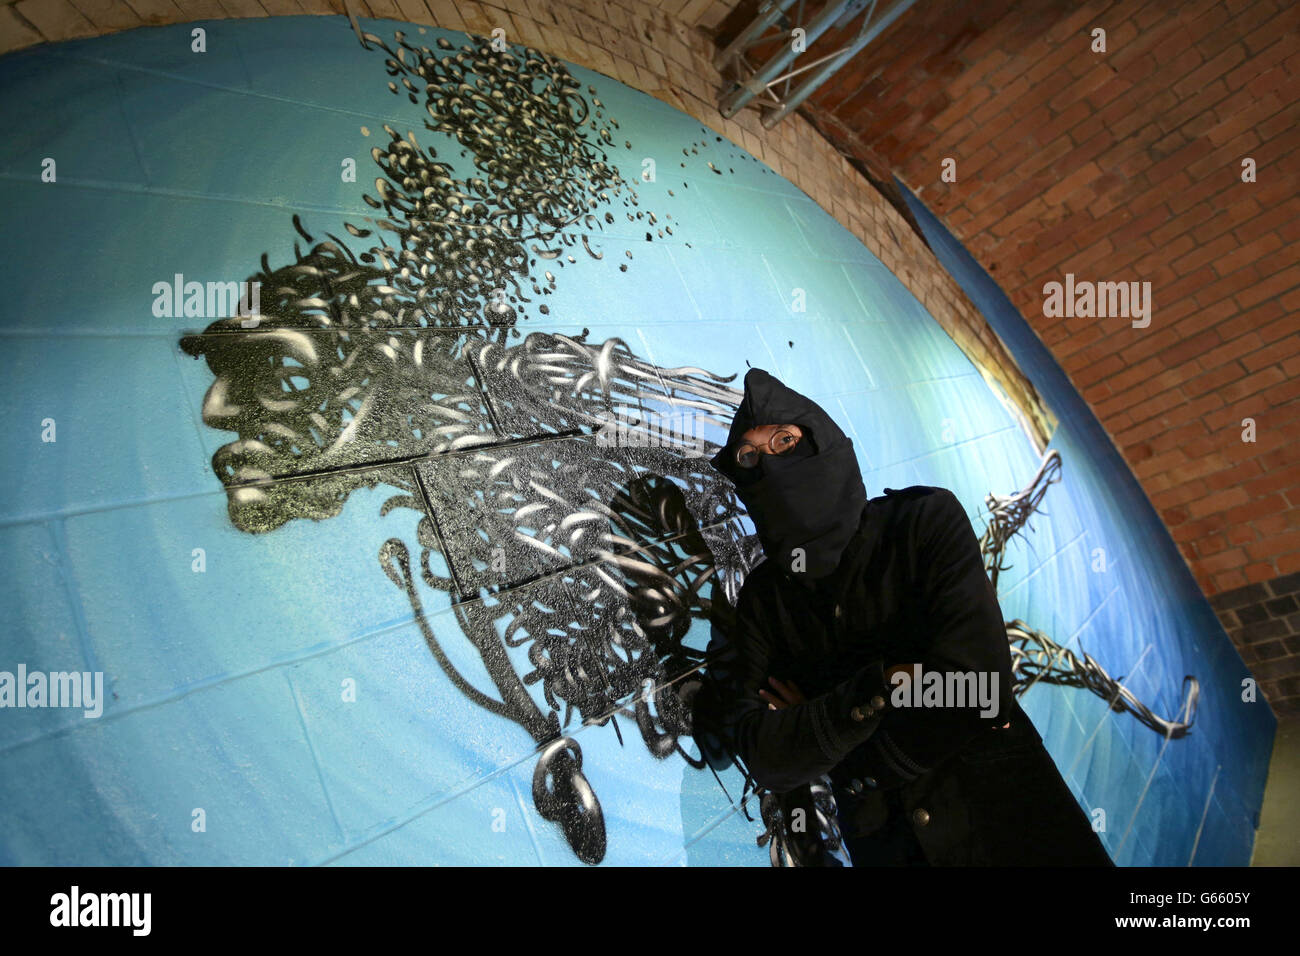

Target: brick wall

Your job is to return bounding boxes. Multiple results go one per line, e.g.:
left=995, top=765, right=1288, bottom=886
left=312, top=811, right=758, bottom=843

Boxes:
left=1211, top=572, right=1300, bottom=712
left=802, top=0, right=1299, bottom=711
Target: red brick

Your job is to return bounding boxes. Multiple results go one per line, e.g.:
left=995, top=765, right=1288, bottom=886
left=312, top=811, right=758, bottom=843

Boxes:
left=1029, top=98, right=1093, bottom=148
left=1199, top=547, right=1249, bottom=573
left=1247, top=528, right=1300, bottom=561
left=1165, top=170, right=1238, bottom=216
left=929, top=83, right=996, bottom=134
left=1251, top=244, right=1297, bottom=286
left=1219, top=366, right=1288, bottom=404
left=1225, top=33, right=1295, bottom=92
left=1170, top=232, right=1240, bottom=277
left=1193, top=199, right=1263, bottom=245
left=1146, top=137, right=1218, bottom=185
left=1245, top=463, right=1300, bottom=499
left=1173, top=43, right=1247, bottom=99
left=1165, top=264, right=1224, bottom=304
left=1043, top=160, right=1106, bottom=206
left=1048, top=60, right=1117, bottom=112
left=1230, top=202, right=1293, bottom=246
left=948, top=49, right=1013, bottom=98
left=1243, top=4, right=1300, bottom=56
left=1197, top=265, right=1265, bottom=310
left=1236, top=265, right=1300, bottom=309
left=1208, top=456, right=1266, bottom=493
left=1213, top=232, right=1284, bottom=278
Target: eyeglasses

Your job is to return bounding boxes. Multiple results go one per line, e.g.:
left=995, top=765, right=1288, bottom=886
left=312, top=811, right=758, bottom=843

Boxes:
left=735, top=427, right=802, bottom=468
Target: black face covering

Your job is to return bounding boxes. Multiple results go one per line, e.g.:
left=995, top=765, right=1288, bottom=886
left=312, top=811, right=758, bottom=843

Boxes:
left=710, top=368, right=868, bottom=584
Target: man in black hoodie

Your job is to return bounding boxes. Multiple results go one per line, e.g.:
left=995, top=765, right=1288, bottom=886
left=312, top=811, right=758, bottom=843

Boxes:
left=708, top=368, right=1113, bottom=866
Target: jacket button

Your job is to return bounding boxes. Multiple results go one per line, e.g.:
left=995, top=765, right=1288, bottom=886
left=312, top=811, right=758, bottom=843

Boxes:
left=863, top=776, right=877, bottom=788
left=913, top=808, right=931, bottom=827
left=850, top=706, right=865, bottom=722
left=870, top=695, right=885, bottom=710
left=848, top=778, right=863, bottom=794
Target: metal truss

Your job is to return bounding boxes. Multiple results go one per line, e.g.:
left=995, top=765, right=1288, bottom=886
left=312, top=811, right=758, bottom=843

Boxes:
left=714, top=0, right=922, bottom=128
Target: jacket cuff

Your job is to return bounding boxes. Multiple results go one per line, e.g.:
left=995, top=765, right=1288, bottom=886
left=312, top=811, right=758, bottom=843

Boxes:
left=811, top=659, right=892, bottom=763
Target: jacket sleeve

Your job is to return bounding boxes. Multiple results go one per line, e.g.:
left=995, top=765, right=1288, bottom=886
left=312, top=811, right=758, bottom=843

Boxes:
left=725, top=574, right=895, bottom=793
left=834, top=487, right=1015, bottom=790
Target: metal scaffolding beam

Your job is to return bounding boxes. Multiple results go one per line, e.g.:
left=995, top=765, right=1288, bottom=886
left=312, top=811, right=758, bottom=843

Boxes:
left=716, top=0, right=921, bottom=129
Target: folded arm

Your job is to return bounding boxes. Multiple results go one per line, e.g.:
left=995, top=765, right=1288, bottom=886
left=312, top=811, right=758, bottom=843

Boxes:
left=724, top=573, right=895, bottom=793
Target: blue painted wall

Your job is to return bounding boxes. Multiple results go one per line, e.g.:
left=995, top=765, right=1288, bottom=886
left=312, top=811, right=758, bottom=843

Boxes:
left=0, top=14, right=1272, bottom=865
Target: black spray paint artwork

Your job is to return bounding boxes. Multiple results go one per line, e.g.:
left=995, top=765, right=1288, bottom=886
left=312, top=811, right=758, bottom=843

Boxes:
left=179, top=25, right=1197, bottom=866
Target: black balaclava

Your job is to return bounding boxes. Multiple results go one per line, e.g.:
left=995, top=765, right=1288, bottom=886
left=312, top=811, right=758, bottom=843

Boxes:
left=709, top=368, right=868, bottom=584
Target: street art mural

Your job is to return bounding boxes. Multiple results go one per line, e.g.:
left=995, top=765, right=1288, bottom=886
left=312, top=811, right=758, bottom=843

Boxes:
left=174, top=24, right=1200, bottom=866
left=2, top=5, right=1276, bottom=868
left=178, top=28, right=757, bottom=864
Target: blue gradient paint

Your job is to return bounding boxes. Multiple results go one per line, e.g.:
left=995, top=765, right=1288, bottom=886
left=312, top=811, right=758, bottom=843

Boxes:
left=0, top=14, right=1269, bottom=865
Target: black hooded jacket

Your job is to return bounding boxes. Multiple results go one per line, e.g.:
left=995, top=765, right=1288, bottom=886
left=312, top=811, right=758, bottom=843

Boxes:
left=710, top=368, right=867, bottom=583
left=706, top=369, right=1113, bottom=865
